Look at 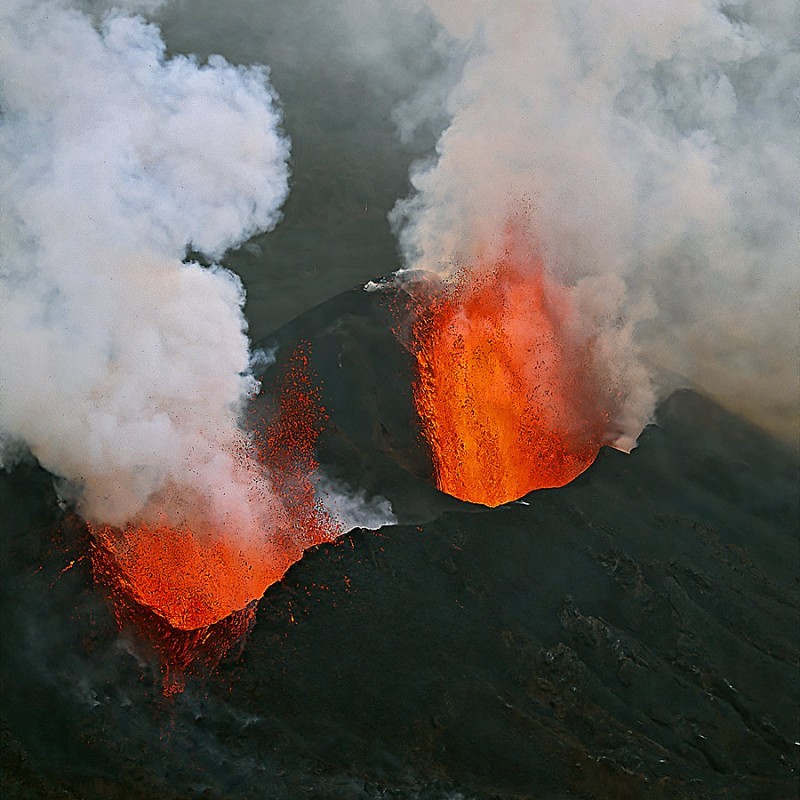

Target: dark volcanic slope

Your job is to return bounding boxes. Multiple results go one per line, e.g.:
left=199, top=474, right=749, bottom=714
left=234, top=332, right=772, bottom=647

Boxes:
left=2, top=286, right=798, bottom=799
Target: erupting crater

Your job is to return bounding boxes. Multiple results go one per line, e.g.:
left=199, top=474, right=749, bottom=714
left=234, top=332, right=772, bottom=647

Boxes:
left=89, top=515, right=292, bottom=631
left=411, top=252, right=612, bottom=507
left=89, top=343, right=335, bottom=651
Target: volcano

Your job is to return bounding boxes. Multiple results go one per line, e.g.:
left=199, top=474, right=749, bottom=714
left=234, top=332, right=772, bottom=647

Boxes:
left=2, top=284, right=797, bottom=799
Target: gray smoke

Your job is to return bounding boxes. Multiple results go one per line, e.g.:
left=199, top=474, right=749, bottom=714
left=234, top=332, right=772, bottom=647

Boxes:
left=2, top=0, right=795, bottom=542
left=391, top=0, right=799, bottom=443
left=0, top=0, right=291, bottom=535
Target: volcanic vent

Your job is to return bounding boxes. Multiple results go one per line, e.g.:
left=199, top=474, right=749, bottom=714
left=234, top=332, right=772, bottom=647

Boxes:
left=409, top=249, right=621, bottom=507
left=89, top=343, right=337, bottom=634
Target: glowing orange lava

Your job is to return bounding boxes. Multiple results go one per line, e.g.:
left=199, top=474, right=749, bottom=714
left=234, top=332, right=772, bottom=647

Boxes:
left=412, top=253, right=610, bottom=507
left=89, top=520, right=288, bottom=631
left=89, top=342, right=336, bottom=648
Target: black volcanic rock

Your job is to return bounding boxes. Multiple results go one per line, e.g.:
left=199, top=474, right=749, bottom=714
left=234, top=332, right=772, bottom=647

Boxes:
left=253, top=283, right=472, bottom=523
left=2, top=285, right=798, bottom=799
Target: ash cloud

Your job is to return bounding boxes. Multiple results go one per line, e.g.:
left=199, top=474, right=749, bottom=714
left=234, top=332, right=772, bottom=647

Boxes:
left=391, top=0, right=799, bottom=444
left=0, top=0, right=291, bottom=533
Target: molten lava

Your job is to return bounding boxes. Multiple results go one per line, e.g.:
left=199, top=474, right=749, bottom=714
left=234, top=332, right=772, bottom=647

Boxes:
left=412, top=254, right=610, bottom=507
left=89, top=519, right=288, bottom=631
left=89, top=342, right=336, bottom=643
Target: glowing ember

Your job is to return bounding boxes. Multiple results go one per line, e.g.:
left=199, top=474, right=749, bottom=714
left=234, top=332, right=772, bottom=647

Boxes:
left=89, top=342, right=336, bottom=643
left=257, top=340, right=335, bottom=549
left=412, top=252, right=610, bottom=507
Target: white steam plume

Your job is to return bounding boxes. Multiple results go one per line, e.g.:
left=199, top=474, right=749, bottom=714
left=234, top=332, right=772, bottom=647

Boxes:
left=392, top=0, right=799, bottom=443
left=315, top=473, right=397, bottom=533
left=0, top=0, right=291, bottom=533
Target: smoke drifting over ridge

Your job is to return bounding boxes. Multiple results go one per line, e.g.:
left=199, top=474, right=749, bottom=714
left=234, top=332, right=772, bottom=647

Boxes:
left=0, top=0, right=290, bottom=533
left=1, top=0, right=796, bottom=539
left=392, top=0, right=799, bottom=443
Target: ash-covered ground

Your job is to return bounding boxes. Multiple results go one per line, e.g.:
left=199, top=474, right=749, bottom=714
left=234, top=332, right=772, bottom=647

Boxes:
left=2, top=286, right=798, bottom=799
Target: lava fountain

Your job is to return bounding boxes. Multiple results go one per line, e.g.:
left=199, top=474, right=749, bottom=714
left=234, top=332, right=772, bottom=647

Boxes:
left=411, top=251, right=614, bottom=507
left=90, top=497, right=288, bottom=632
left=89, top=343, right=336, bottom=638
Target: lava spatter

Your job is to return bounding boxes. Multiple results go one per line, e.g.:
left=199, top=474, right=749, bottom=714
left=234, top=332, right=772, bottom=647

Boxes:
left=88, top=517, right=287, bottom=632
left=411, top=251, right=612, bottom=507
left=88, top=342, right=336, bottom=683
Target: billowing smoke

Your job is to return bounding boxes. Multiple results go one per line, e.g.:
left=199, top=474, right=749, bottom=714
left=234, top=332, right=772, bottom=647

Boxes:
left=2, top=0, right=795, bottom=536
left=391, top=0, right=799, bottom=443
left=0, top=0, right=291, bottom=535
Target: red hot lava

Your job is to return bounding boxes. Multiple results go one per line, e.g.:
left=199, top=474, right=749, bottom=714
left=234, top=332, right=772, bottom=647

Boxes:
left=411, top=250, right=614, bottom=507
left=89, top=342, right=336, bottom=681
